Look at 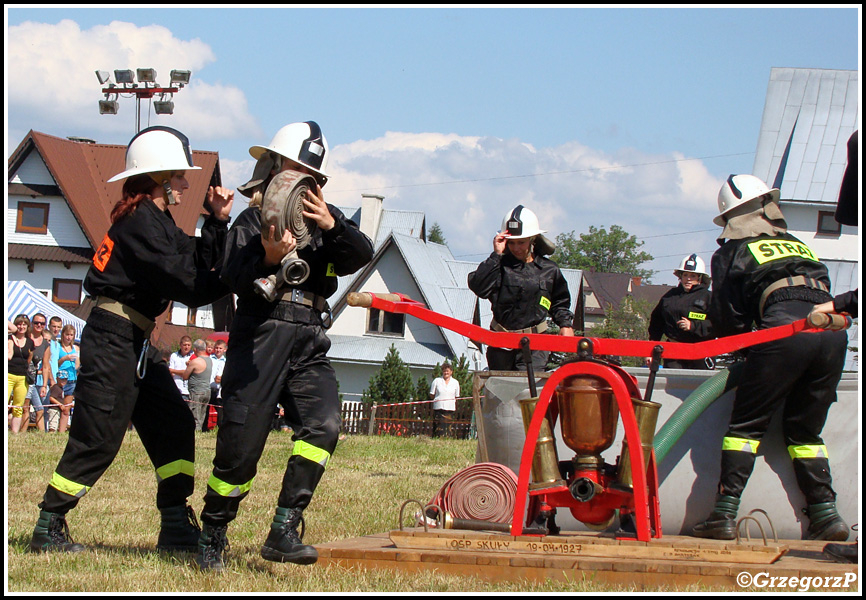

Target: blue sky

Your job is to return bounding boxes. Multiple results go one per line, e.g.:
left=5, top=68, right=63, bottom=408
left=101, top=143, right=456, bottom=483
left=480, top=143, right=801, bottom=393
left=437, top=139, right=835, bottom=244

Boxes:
left=6, top=6, right=860, bottom=280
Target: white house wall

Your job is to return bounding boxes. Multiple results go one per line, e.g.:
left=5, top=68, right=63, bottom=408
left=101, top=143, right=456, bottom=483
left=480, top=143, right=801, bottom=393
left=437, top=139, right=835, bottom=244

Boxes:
left=6, top=260, right=90, bottom=299
left=7, top=194, right=91, bottom=248
left=780, top=203, right=860, bottom=261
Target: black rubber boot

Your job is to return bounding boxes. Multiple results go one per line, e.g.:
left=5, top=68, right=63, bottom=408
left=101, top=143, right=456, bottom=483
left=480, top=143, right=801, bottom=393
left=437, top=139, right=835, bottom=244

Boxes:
left=823, top=541, right=858, bottom=563
left=692, top=495, right=740, bottom=540
left=260, top=507, right=318, bottom=565
left=804, top=502, right=849, bottom=541
left=30, top=510, right=86, bottom=553
left=157, top=504, right=201, bottom=551
left=195, top=523, right=230, bottom=572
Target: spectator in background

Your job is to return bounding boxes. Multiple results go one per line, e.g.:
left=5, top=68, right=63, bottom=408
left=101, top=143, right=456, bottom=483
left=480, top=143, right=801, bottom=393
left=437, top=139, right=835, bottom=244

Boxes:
left=209, top=339, right=227, bottom=429
left=8, top=314, right=34, bottom=433
left=56, top=324, right=80, bottom=428
left=183, top=339, right=213, bottom=432
left=429, top=363, right=459, bottom=438
left=23, top=313, right=51, bottom=432
left=40, top=316, right=65, bottom=405
left=47, top=371, right=71, bottom=433
left=169, top=336, right=193, bottom=408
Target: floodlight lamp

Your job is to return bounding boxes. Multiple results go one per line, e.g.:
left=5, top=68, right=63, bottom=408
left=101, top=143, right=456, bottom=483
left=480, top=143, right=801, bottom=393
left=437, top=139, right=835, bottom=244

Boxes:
left=170, top=69, right=191, bottom=87
left=136, top=68, right=157, bottom=84
left=95, top=70, right=111, bottom=85
left=114, top=69, right=135, bottom=85
left=154, top=98, right=175, bottom=115
left=99, top=99, right=119, bottom=115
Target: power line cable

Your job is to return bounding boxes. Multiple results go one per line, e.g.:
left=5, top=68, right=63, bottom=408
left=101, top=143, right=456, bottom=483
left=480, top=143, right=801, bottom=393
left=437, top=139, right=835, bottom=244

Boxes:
left=326, top=152, right=753, bottom=194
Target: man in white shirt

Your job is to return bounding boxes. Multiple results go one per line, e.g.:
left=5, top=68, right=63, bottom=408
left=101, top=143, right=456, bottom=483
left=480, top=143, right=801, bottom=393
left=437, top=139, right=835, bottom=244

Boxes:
left=429, top=362, right=459, bottom=438
left=209, top=339, right=227, bottom=428
left=168, top=336, right=193, bottom=404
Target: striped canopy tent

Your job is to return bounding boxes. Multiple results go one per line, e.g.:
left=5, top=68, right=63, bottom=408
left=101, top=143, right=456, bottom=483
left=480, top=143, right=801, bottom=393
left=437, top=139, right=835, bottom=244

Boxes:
left=6, top=280, right=86, bottom=341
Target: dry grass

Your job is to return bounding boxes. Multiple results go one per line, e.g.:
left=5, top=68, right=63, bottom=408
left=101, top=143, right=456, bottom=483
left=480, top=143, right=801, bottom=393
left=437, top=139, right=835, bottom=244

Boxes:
left=8, top=430, right=731, bottom=593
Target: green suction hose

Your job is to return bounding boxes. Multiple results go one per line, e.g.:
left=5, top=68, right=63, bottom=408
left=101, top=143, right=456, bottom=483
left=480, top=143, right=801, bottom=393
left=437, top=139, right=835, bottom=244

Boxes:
left=653, top=362, right=745, bottom=465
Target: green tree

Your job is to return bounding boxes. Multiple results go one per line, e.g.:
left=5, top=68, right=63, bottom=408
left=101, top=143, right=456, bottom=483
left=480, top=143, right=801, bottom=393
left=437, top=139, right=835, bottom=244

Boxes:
left=552, top=225, right=654, bottom=281
left=427, top=222, right=448, bottom=245
left=361, top=345, right=415, bottom=406
left=586, top=296, right=654, bottom=367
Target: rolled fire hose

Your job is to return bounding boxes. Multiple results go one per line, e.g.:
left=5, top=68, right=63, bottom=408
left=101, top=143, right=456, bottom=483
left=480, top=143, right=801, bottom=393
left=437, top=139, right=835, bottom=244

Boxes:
left=429, top=462, right=519, bottom=525
left=253, top=170, right=319, bottom=301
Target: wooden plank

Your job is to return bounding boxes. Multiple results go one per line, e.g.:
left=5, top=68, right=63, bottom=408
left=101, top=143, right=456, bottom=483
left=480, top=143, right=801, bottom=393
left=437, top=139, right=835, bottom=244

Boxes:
left=389, top=530, right=787, bottom=565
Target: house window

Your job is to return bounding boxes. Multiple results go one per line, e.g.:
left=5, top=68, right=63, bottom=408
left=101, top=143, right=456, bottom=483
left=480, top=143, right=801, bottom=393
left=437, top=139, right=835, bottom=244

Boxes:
left=367, top=308, right=405, bottom=336
left=16, top=201, right=50, bottom=234
left=52, top=279, right=81, bottom=306
left=816, top=211, right=841, bottom=236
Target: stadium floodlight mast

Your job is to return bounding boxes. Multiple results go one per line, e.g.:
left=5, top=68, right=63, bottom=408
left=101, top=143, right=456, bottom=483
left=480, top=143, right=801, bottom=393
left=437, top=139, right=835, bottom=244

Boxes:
left=95, top=68, right=192, bottom=133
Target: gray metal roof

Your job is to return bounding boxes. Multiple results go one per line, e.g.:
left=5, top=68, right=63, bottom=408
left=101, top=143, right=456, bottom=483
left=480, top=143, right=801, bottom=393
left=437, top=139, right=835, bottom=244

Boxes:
left=326, top=334, right=451, bottom=367
left=753, top=68, right=859, bottom=203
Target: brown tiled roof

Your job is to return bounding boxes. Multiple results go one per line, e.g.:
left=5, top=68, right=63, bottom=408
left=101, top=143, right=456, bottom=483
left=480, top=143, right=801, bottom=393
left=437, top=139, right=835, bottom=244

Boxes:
left=8, top=243, right=93, bottom=264
left=8, top=130, right=222, bottom=249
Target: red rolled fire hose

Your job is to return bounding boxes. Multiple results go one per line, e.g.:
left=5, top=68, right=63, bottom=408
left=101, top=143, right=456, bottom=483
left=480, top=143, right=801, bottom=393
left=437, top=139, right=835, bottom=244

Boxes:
left=429, top=462, right=519, bottom=524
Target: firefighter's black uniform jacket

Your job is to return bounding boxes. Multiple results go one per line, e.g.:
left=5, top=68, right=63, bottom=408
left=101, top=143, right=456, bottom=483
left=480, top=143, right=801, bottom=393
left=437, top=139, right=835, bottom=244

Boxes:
left=709, top=231, right=846, bottom=505
left=648, top=283, right=713, bottom=369
left=201, top=205, right=373, bottom=526
left=468, top=252, right=573, bottom=371
left=42, top=199, right=230, bottom=514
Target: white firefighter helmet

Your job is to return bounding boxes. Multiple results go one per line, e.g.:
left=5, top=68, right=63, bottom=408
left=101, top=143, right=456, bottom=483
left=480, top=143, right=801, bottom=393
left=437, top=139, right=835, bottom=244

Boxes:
left=249, top=121, right=329, bottom=184
left=714, top=174, right=780, bottom=226
left=107, top=126, right=200, bottom=183
left=674, top=253, right=711, bottom=285
left=501, top=205, right=547, bottom=239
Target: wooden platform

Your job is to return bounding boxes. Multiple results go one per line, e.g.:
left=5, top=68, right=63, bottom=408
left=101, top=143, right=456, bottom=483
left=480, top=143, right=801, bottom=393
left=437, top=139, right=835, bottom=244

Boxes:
left=315, top=528, right=858, bottom=591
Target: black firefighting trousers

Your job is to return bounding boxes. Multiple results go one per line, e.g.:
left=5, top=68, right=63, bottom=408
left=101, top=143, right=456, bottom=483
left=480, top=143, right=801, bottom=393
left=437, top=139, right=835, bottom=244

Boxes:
left=40, top=309, right=195, bottom=514
left=200, top=311, right=340, bottom=526
left=718, top=327, right=847, bottom=505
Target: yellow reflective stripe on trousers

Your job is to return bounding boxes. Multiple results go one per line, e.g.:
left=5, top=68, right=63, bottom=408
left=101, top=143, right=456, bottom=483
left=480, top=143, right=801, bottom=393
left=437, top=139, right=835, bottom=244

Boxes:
left=155, top=459, right=195, bottom=483
left=722, top=437, right=760, bottom=453
left=788, top=444, right=828, bottom=459
left=292, top=440, right=331, bottom=468
left=207, top=474, right=254, bottom=498
left=49, top=472, right=91, bottom=498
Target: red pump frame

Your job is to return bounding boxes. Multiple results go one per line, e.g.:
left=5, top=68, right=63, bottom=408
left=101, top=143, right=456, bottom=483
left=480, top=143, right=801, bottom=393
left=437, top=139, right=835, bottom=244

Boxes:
left=349, top=292, right=827, bottom=542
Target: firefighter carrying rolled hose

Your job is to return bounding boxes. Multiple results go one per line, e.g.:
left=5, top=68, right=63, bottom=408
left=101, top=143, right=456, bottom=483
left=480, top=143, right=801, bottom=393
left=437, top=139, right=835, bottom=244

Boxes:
left=196, top=122, right=373, bottom=571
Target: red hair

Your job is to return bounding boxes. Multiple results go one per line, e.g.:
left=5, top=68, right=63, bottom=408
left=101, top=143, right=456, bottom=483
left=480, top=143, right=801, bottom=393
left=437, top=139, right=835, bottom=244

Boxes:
left=110, top=174, right=159, bottom=223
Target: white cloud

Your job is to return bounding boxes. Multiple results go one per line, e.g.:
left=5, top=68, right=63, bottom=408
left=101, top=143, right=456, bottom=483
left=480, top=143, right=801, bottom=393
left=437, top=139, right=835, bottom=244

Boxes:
left=323, top=132, right=724, bottom=280
left=7, top=19, right=258, bottom=143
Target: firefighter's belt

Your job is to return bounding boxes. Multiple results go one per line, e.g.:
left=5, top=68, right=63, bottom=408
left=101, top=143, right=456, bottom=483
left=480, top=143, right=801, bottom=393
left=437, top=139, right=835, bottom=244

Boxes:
left=759, top=275, right=829, bottom=318
left=93, top=296, right=155, bottom=336
left=490, top=319, right=548, bottom=335
left=278, top=288, right=327, bottom=312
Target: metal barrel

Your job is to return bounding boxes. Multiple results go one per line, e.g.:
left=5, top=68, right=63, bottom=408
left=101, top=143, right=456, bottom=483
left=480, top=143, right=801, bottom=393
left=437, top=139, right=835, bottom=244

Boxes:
left=518, top=396, right=565, bottom=491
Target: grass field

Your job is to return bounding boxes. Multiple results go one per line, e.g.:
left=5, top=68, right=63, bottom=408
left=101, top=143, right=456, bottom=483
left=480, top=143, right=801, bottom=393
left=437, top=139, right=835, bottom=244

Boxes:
left=8, top=429, right=725, bottom=593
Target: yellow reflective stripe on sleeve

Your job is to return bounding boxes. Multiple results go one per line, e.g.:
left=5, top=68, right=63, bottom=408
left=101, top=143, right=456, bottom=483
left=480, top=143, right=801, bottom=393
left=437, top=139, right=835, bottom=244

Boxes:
left=539, top=296, right=551, bottom=310
left=207, top=474, right=254, bottom=498
left=292, top=440, right=331, bottom=468
left=688, top=312, right=707, bottom=321
left=788, top=444, right=828, bottom=460
left=49, top=472, right=91, bottom=498
left=746, top=240, right=820, bottom=265
left=155, top=459, right=195, bottom=483
left=722, top=437, right=760, bottom=453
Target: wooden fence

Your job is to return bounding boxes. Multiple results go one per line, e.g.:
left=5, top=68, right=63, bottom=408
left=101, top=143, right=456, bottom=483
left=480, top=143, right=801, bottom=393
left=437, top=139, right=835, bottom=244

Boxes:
left=340, top=401, right=475, bottom=439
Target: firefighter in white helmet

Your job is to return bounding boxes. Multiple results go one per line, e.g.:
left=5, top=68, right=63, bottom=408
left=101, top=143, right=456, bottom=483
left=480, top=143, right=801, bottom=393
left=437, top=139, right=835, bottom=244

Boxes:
left=468, top=205, right=574, bottom=371
left=196, top=122, right=373, bottom=571
left=692, top=174, right=849, bottom=542
left=30, top=126, right=234, bottom=553
left=646, top=253, right=715, bottom=369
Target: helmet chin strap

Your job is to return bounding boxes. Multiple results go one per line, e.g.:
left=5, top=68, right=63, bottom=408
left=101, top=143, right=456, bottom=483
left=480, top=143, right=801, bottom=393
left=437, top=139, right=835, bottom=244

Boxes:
left=151, top=172, right=176, bottom=205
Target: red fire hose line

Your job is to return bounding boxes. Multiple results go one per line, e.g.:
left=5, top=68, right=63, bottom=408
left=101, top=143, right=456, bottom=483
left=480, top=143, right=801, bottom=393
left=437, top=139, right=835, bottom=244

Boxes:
left=348, top=292, right=823, bottom=359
